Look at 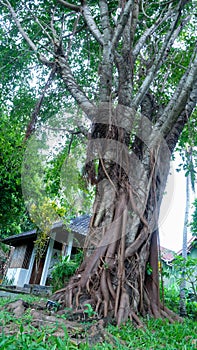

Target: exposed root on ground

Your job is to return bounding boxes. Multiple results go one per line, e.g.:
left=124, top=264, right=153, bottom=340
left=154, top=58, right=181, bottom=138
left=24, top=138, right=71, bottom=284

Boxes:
left=52, top=240, right=182, bottom=327
left=1, top=299, right=126, bottom=346
left=52, top=200, right=182, bottom=327
left=1, top=291, right=184, bottom=347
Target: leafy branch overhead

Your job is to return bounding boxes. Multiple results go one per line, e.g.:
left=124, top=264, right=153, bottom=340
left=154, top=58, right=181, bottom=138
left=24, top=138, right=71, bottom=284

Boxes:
left=1, top=0, right=196, bottom=125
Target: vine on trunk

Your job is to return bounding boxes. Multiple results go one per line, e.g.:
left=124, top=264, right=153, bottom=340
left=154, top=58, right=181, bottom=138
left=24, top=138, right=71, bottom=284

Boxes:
left=53, top=118, right=181, bottom=326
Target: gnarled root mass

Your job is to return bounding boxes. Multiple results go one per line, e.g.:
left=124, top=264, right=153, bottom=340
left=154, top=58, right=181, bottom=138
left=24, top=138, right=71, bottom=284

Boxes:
left=53, top=261, right=181, bottom=327
left=52, top=226, right=181, bottom=327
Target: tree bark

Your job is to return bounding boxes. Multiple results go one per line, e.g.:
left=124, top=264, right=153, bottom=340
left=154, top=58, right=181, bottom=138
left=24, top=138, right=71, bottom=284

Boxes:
left=180, top=159, right=190, bottom=317
left=53, top=104, right=182, bottom=325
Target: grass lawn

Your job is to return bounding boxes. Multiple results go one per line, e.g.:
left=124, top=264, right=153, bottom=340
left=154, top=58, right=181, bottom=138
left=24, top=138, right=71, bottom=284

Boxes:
left=0, top=294, right=196, bottom=349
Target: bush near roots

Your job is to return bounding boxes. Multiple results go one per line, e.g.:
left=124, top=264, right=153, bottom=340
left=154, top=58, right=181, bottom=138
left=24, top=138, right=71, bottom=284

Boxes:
left=50, top=250, right=83, bottom=292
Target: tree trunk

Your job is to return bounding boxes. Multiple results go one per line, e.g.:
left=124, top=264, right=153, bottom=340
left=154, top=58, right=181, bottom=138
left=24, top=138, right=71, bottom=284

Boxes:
left=54, top=104, right=181, bottom=325
left=180, top=164, right=190, bottom=316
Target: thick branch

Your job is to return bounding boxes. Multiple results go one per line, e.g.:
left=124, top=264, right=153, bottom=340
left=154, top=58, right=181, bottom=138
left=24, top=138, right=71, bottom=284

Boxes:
left=115, top=51, right=133, bottom=106
left=130, top=0, right=140, bottom=48
left=57, top=0, right=81, bottom=12
left=99, top=0, right=111, bottom=42
left=58, top=0, right=103, bottom=45
left=111, top=0, right=133, bottom=49
left=161, top=53, right=197, bottom=140
left=82, top=4, right=104, bottom=45
left=114, top=3, right=134, bottom=107
left=133, top=7, right=190, bottom=108
left=57, top=56, right=95, bottom=119
left=97, top=0, right=115, bottom=81
left=3, top=0, right=37, bottom=52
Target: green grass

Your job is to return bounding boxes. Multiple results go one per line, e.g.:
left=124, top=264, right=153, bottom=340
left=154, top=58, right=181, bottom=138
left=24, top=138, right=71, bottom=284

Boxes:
left=0, top=295, right=196, bottom=349
left=106, top=319, right=197, bottom=350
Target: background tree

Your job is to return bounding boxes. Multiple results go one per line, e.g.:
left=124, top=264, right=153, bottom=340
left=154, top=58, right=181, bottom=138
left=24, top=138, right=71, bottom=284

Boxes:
left=179, top=151, right=190, bottom=317
left=191, top=199, right=197, bottom=237
left=0, top=0, right=197, bottom=325
left=176, top=114, right=197, bottom=316
left=0, top=108, right=33, bottom=237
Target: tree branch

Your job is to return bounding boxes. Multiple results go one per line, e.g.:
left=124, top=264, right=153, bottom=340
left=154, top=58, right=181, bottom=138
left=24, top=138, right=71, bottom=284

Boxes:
left=24, top=64, right=57, bottom=140
left=3, top=0, right=37, bottom=52
left=133, top=6, right=190, bottom=108
left=82, top=4, right=104, bottom=45
left=2, top=0, right=53, bottom=67
left=111, top=0, right=133, bottom=49
left=159, top=48, right=197, bottom=138
left=27, top=5, right=55, bottom=44
left=57, top=55, right=95, bottom=119
left=99, top=0, right=111, bottom=43
left=57, top=0, right=81, bottom=12
left=65, top=12, right=81, bottom=60
left=57, top=1, right=103, bottom=45
left=3, top=0, right=95, bottom=118
left=166, top=80, right=197, bottom=152
left=130, top=0, right=140, bottom=48
left=132, top=10, right=171, bottom=60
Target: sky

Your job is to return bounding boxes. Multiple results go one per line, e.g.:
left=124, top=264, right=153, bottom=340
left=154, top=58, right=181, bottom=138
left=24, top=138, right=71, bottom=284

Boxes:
left=159, top=155, right=195, bottom=252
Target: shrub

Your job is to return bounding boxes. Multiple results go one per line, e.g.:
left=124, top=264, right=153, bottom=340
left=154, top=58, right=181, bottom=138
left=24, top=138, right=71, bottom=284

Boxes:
left=161, top=283, right=197, bottom=320
left=160, top=254, right=197, bottom=319
left=51, top=250, right=83, bottom=292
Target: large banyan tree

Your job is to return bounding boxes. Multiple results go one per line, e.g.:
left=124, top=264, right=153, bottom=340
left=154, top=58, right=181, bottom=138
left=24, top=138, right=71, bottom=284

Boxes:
left=1, top=0, right=197, bottom=325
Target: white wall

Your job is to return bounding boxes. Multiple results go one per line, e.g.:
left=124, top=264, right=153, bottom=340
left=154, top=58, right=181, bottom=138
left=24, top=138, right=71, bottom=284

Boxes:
left=6, top=267, right=29, bottom=287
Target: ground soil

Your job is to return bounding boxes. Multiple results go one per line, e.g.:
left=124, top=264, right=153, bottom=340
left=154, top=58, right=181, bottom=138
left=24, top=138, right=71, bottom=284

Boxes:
left=0, top=298, right=119, bottom=345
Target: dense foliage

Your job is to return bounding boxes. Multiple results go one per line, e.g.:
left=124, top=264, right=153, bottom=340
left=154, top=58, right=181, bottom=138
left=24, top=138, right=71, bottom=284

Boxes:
left=191, top=199, right=197, bottom=237
left=0, top=111, right=34, bottom=237
left=51, top=250, right=83, bottom=292
left=162, top=255, right=197, bottom=319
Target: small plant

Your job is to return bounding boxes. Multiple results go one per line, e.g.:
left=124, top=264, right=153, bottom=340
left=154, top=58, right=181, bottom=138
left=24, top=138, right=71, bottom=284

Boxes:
left=161, top=282, right=197, bottom=319
left=84, top=304, right=97, bottom=318
left=173, top=255, right=197, bottom=299
left=161, top=283, right=180, bottom=314
left=146, top=262, right=153, bottom=276
left=51, top=250, right=83, bottom=291
left=1, top=276, right=14, bottom=286
left=160, top=253, right=197, bottom=319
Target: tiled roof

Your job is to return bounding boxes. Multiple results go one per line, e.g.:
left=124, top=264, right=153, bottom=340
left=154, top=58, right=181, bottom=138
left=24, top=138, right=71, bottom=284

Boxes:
left=161, top=236, right=197, bottom=263
left=70, top=214, right=90, bottom=236
left=1, top=229, right=37, bottom=246
left=160, top=246, right=175, bottom=263
left=1, top=215, right=91, bottom=246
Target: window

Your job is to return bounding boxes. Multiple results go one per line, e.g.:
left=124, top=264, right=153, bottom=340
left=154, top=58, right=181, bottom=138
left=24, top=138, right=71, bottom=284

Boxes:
left=22, top=244, right=34, bottom=269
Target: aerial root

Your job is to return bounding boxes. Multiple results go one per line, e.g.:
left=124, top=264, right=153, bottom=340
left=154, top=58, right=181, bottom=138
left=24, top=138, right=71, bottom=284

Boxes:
left=160, top=304, right=183, bottom=322
left=117, top=291, right=130, bottom=326
left=107, top=272, right=116, bottom=299
left=160, top=309, right=174, bottom=323
left=82, top=320, right=126, bottom=346
left=130, top=311, right=144, bottom=328
left=151, top=302, right=162, bottom=319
